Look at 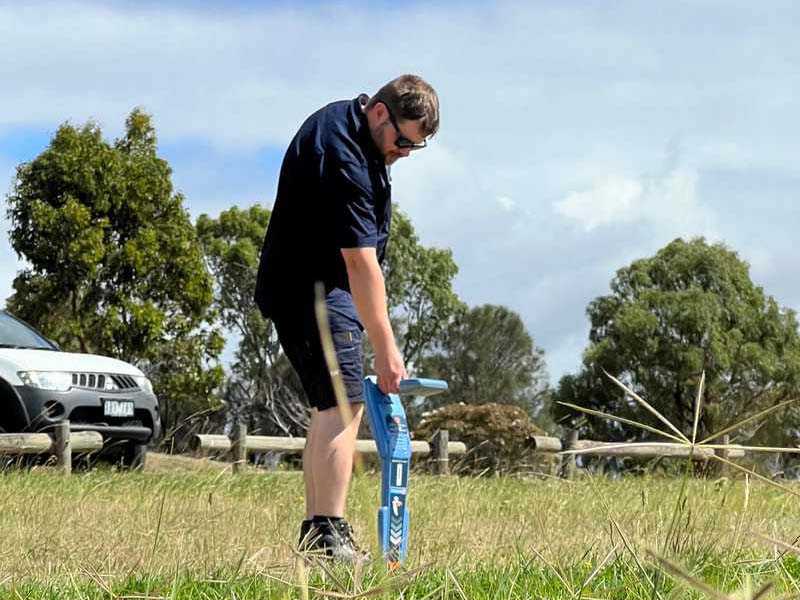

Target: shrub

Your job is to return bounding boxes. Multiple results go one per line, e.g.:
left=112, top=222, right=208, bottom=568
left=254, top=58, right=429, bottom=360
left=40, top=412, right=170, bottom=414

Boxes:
left=415, top=403, right=554, bottom=475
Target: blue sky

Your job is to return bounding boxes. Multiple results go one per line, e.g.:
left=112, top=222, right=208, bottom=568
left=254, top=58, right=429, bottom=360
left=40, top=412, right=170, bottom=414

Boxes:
left=1, top=1, right=798, bottom=383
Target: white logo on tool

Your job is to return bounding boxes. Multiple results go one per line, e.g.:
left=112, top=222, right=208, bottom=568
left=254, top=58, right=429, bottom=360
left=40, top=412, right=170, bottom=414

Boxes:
left=391, top=495, right=402, bottom=516
left=395, top=464, right=404, bottom=486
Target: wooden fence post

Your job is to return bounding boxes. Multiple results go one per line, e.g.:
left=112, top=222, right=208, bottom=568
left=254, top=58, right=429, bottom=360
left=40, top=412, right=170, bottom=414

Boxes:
left=54, top=420, right=71, bottom=476
left=715, top=434, right=731, bottom=478
left=231, top=421, right=247, bottom=474
left=431, top=429, right=450, bottom=475
left=562, top=428, right=579, bottom=480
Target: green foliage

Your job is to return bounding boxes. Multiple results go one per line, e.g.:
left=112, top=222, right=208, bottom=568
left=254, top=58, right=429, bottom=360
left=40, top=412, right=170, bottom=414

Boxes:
left=196, top=205, right=272, bottom=361
left=415, top=402, right=548, bottom=473
left=383, top=208, right=465, bottom=367
left=418, top=304, right=549, bottom=415
left=5, top=109, right=224, bottom=441
left=196, top=206, right=270, bottom=331
left=196, top=206, right=308, bottom=435
left=556, top=237, right=800, bottom=446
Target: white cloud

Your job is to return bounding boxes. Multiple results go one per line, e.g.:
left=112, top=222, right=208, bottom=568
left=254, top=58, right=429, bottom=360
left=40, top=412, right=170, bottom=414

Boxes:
left=555, top=175, right=643, bottom=231
left=496, top=196, right=516, bottom=212
left=554, top=168, right=717, bottom=238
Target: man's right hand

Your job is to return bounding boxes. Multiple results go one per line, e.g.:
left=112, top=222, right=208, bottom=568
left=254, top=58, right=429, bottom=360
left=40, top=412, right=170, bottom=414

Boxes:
left=375, top=343, right=407, bottom=394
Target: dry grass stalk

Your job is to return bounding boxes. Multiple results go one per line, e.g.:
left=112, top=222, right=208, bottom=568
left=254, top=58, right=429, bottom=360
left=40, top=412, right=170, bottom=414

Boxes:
left=647, top=551, right=729, bottom=600
left=603, top=370, right=690, bottom=443
left=699, top=398, right=799, bottom=445
left=314, top=282, right=354, bottom=427
left=692, top=371, right=706, bottom=445
left=556, top=401, right=686, bottom=443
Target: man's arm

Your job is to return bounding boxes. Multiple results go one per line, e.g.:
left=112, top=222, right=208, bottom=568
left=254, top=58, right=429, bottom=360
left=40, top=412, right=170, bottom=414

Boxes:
left=341, top=247, right=406, bottom=393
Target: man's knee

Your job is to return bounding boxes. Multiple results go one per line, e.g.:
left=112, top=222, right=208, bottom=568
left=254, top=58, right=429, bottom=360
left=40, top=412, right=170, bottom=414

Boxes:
left=316, top=402, right=364, bottom=431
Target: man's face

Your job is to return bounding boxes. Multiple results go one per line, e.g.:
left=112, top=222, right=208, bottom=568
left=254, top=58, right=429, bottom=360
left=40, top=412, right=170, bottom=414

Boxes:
left=371, top=103, right=427, bottom=166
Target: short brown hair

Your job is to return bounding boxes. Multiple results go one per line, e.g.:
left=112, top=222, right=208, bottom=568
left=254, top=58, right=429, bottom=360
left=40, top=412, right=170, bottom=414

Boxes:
left=367, top=74, right=440, bottom=138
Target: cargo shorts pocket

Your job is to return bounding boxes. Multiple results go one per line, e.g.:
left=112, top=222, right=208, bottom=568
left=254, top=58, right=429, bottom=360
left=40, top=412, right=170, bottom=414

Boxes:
left=331, top=328, right=364, bottom=402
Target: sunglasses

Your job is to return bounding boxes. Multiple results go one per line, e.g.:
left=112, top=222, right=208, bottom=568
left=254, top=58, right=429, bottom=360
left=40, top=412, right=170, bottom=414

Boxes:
left=383, top=103, right=427, bottom=151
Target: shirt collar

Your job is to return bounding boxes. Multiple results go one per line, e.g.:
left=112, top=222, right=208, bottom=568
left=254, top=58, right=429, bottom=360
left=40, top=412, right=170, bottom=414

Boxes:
left=354, top=94, right=385, bottom=166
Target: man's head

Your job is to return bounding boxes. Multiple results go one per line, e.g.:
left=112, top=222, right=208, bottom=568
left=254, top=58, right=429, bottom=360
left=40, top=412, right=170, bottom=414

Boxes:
left=365, top=75, right=439, bottom=165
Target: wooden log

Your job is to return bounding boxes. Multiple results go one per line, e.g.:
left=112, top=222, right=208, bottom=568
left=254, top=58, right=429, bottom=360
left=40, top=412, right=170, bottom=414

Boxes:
left=0, top=433, right=52, bottom=454
left=0, top=431, right=103, bottom=455
left=191, top=434, right=232, bottom=452
left=192, top=434, right=467, bottom=456
left=447, top=442, right=467, bottom=455
left=571, top=440, right=745, bottom=459
left=255, top=437, right=306, bottom=453
left=69, top=431, right=104, bottom=452
left=531, top=435, right=562, bottom=453
left=54, top=421, right=71, bottom=475
left=431, top=429, right=450, bottom=475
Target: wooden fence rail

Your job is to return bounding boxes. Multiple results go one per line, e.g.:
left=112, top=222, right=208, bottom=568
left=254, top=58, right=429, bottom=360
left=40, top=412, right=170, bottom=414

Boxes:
left=0, top=422, right=758, bottom=480
left=0, top=421, right=104, bottom=475
left=194, top=425, right=750, bottom=478
left=192, top=428, right=468, bottom=474
left=532, top=433, right=744, bottom=459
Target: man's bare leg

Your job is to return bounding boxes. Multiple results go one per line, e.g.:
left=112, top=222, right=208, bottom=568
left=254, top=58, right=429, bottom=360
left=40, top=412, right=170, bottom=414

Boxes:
left=309, top=403, right=364, bottom=517
left=303, top=408, right=318, bottom=520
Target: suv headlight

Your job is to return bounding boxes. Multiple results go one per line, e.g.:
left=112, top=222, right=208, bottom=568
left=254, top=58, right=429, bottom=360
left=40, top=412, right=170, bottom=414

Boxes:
left=132, top=375, right=153, bottom=394
left=18, top=371, right=73, bottom=392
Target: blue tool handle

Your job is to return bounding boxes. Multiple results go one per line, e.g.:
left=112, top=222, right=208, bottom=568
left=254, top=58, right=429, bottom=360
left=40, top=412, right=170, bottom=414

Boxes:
left=399, top=378, right=448, bottom=397
left=366, top=376, right=446, bottom=567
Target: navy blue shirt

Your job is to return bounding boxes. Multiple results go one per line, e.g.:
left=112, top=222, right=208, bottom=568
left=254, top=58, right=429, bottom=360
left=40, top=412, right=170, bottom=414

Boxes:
left=255, top=95, right=392, bottom=326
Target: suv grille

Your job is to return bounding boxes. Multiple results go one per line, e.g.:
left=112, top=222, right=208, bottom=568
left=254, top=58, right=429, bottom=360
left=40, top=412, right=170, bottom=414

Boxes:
left=71, top=373, right=139, bottom=391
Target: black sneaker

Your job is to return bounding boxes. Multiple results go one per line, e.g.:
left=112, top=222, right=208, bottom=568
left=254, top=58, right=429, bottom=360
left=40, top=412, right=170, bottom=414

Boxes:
left=312, top=518, right=371, bottom=563
left=297, top=519, right=319, bottom=552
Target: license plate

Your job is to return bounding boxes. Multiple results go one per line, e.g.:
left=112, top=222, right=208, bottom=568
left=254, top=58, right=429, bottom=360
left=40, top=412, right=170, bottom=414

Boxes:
left=104, top=400, right=134, bottom=418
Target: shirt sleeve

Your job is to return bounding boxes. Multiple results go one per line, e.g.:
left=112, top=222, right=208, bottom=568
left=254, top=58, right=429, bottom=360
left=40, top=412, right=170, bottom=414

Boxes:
left=327, top=158, right=378, bottom=249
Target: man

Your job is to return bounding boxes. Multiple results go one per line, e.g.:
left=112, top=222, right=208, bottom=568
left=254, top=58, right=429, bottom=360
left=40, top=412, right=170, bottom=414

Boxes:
left=254, top=75, right=440, bottom=560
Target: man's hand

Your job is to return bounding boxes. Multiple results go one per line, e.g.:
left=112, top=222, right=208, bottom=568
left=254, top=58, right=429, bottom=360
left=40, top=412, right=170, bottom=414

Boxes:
left=375, top=343, right=407, bottom=394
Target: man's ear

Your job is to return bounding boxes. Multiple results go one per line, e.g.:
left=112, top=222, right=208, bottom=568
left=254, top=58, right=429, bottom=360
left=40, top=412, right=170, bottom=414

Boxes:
left=371, top=101, right=388, bottom=122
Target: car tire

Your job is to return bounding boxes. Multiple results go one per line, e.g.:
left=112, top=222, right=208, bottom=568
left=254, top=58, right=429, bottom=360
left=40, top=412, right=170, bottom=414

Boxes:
left=121, top=441, right=147, bottom=471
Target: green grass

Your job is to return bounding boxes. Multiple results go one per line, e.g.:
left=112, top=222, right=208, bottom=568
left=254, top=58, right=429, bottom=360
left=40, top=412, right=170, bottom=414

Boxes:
left=7, top=558, right=800, bottom=600
left=0, top=462, right=799, bottom=598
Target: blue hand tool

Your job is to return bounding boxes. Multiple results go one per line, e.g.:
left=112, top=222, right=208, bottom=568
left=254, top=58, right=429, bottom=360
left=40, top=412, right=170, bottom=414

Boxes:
left=364, top=377, right=448, bottom=569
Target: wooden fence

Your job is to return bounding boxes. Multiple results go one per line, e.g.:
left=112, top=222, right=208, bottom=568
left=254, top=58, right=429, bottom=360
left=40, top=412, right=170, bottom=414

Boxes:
left=192, top=424, right=467, bottom=475
left=0, top=421, right=750, bottom=479
left=557, top=429, right=742, bottom=479
left=0, top=421, right=104, bottom=475
left=192, top=425, right=746, bottom=478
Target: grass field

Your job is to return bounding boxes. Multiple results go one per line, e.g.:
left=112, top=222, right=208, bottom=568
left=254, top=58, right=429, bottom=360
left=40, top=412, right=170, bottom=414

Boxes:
left=1, top=455, right=799, bottom=599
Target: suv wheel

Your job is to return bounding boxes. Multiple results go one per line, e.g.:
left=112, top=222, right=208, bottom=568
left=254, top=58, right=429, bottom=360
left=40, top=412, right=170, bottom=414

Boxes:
left=121, top=441, right=148, bottom=471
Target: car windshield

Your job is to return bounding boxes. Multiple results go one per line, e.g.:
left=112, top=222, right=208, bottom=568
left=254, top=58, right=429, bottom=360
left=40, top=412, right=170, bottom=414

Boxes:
left=0, top=311, right=56, bottom=350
